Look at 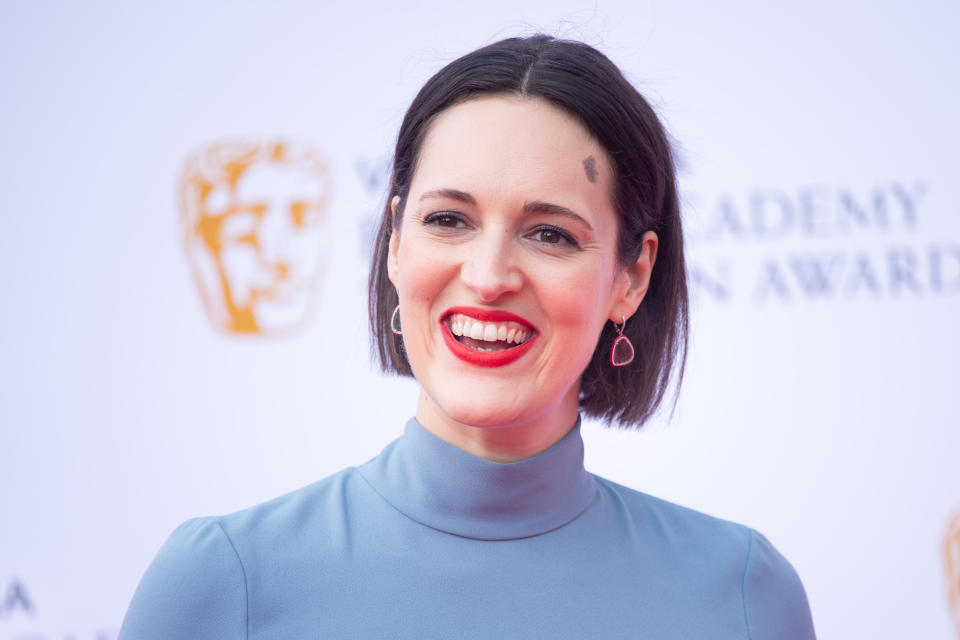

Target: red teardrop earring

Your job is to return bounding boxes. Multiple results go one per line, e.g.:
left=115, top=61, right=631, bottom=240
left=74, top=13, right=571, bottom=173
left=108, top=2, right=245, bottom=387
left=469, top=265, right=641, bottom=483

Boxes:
left=609, top=314, right=635, bottom=367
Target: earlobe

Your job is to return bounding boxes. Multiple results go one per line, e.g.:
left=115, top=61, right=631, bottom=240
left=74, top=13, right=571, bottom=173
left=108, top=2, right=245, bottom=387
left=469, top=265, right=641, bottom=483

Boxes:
left=609, top=230, right=658, bottom=323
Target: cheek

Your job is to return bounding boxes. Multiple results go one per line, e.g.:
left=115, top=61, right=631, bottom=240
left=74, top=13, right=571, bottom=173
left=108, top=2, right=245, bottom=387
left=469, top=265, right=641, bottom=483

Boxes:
left=536, top=263, right=614, bottom=328
left=396, top=240, right=453, bottom=304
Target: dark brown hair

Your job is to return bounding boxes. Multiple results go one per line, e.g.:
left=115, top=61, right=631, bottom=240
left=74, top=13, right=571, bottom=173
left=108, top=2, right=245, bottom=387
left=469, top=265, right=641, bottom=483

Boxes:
left=368, top=34, right=688, bottom=427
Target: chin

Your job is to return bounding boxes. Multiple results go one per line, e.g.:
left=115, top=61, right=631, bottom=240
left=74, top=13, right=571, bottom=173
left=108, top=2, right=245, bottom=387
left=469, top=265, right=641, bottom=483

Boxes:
left=441, top=387, right=580, bottom=432
left=447, top=407, right=522, bottom=430
left=435, top=395, right=532, bottom=430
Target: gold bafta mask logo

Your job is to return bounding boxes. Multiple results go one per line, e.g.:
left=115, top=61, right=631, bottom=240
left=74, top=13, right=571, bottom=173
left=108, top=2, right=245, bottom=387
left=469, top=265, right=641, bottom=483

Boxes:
left=947, top=511, right=960, bottom=637
left=179, top=141, right=331, bottom=335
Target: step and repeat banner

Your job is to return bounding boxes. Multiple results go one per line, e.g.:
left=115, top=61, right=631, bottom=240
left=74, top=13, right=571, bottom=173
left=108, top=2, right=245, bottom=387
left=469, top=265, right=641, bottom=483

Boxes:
left=1, top=2, right=958, bottom=639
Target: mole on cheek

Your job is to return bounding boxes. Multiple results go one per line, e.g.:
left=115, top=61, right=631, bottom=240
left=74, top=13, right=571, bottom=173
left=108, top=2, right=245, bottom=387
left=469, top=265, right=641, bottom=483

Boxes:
left=583, top=156, right=597, bottom=183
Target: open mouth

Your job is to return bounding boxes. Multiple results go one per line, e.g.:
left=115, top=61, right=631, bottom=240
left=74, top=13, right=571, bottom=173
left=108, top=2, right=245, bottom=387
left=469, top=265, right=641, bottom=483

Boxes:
left=444, top=313, right=535, bottom=352
left=440, top=307, right=538, bottom=367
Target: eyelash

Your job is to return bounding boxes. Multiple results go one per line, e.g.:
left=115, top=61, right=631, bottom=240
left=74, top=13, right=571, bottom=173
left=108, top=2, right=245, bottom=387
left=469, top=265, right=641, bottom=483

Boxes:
left=528, top=224, right=578, bottom=248
left=422, top=212, right=580, bottom=249
left=423, top=212, right=465, bottom=229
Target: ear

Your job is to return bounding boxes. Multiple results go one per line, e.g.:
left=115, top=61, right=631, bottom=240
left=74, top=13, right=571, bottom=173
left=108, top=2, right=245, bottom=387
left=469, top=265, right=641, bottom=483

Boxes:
left=387, top=196, right=401, bottom=286
left=608, top=231, right=658, bottom=323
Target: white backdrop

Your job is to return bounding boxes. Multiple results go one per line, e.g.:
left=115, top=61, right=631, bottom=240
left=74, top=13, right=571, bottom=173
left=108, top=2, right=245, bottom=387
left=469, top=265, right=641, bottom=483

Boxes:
left=2, top=2, right=959, bottom=638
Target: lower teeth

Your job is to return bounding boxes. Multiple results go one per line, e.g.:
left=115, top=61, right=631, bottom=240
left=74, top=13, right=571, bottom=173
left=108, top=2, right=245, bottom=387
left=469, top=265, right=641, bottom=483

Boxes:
left=453, top=333, right=516, bottom=352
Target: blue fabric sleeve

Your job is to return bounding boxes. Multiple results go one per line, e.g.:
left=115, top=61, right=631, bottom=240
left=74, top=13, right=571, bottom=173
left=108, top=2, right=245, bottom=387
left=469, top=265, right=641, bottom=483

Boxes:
left=118, top=517, right=248, bottom=640
left=742, top=528, right=816, bottom=640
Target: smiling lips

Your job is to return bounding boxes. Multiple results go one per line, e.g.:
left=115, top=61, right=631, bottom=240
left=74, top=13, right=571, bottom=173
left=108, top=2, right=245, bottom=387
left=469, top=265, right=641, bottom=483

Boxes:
left=440, top=306, right=538, bottom=367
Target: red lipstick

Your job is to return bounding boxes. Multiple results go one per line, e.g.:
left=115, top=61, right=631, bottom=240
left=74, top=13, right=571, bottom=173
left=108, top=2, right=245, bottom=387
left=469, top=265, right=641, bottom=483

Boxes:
left=440, top=306, right=538, bottom=368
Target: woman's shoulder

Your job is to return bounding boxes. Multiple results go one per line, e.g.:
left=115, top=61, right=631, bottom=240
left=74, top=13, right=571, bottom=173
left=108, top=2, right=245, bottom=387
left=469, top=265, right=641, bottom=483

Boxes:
left=591, top=473, right=752, bottom=542
left=215, top=465, right=359, bottom=541
left=119, top=466, right=362, bottom=640
left=590, top=474, right=816, bottom=639
left=119, top=516, right=248, bottom=640
left=590, top=472, right=796, bottom=569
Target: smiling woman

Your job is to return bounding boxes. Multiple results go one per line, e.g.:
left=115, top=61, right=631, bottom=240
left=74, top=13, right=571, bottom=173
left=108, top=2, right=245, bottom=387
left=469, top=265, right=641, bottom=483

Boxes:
left=119, top=35, right=816, bottom=640
left=384, top=95, right=658, bottom=459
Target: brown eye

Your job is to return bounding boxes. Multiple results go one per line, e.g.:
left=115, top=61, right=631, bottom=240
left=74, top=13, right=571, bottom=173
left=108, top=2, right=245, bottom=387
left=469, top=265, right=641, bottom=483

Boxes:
left=424, top=212, right=465, bottom=228
left=538, top=228, right=561, bottom=244
left=529, top=225, right=577, bottom=248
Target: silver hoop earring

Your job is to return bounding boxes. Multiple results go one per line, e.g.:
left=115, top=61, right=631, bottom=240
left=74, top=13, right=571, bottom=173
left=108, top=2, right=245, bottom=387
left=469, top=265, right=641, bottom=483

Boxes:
left=390, top=305, right=403, bottom=335
left=609, top=314, right=634, bottom=367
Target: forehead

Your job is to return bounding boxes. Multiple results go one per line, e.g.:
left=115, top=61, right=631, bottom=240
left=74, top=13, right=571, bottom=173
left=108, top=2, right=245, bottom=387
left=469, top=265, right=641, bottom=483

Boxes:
left=412, top=95, right=611, bottom=203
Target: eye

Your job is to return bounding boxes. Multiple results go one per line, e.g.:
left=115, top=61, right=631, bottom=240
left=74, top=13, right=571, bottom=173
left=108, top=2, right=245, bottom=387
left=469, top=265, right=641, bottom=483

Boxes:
left=423, top=211, right=467, bottom=229
left=528, top=225, right=578, bottom=248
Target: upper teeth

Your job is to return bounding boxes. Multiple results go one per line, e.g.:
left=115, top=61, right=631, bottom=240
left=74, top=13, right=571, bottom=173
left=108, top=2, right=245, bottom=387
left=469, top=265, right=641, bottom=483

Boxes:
left=447, top=313, right=531, bottom=344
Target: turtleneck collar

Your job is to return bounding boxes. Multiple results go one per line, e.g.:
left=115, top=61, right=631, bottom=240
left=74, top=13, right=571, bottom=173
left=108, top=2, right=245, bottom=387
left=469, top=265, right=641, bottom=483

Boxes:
left=357, top=417, right=597, bottom=541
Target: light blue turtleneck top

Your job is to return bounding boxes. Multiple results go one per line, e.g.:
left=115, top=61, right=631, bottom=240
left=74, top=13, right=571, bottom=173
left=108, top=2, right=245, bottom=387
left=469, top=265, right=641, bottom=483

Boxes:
left=119, top=418, right=816, bottom=639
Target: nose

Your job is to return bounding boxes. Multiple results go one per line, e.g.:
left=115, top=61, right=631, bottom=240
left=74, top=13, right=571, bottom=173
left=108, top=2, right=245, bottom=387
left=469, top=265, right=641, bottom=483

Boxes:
left=459, top=230, right=523, bottom=303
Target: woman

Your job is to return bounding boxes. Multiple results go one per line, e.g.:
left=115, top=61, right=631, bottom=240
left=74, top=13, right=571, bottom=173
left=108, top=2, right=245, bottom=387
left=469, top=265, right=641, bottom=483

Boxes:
left=120, top=35, right=815, bottom=639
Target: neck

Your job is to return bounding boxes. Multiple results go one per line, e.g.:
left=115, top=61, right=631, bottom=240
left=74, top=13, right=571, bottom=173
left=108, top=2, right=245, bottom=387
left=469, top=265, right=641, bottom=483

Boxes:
left=414, top=388, right=580, bottom=463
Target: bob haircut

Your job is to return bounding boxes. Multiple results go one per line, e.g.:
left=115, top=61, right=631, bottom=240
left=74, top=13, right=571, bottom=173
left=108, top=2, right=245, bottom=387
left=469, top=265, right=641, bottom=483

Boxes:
left=369, top=34, right=688, bottom=428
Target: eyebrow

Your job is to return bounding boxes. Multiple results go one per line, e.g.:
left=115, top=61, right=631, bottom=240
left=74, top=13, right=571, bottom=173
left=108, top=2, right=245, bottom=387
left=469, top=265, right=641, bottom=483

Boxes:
left=522, top=200, right=594, bottom=231
left=419, top=188, right=593, bottom=231
left=419, top=188, right=477, bottom=206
